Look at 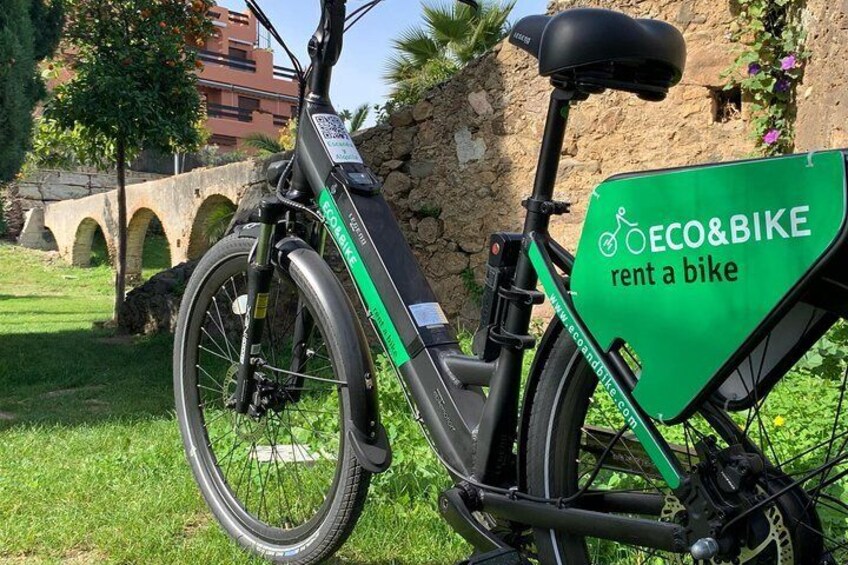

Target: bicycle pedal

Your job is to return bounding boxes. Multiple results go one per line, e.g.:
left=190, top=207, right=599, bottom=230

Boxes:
left=459, top=548, right=530, bottom=565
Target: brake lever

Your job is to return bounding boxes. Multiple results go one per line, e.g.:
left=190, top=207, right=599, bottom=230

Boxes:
left=457, top=0, right=480, bottom=12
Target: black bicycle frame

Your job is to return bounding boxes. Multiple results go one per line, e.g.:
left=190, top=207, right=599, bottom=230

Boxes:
left=236, top=0, right=692, bottom=553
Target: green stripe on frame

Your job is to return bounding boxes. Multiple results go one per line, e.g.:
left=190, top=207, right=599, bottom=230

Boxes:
left=528, top=239, right=683, bottom=490
left=318, top=189, right=411, bottom=367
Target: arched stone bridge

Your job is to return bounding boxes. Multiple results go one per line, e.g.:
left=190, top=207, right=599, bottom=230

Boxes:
left=20, top=160, right=263, bottom=279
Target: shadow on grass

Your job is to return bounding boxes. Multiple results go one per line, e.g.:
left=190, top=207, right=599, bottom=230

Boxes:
left=0, top=294, right=57, bottom=301
left=0, top=327, right=175, bottom=430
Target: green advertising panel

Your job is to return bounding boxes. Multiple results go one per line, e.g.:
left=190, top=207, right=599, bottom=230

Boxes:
left=571, top=151, right=847, bottom=422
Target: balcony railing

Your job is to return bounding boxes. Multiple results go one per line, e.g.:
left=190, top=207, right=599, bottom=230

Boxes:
left=273, top=65, right=298, bottom=81
left=199, top=49, right=256, bottom=73
left=207, top=9, right=250, bottom=26
left=229, top=11, right=250, bottom=26
left=207, top=103, right=253, bottom=123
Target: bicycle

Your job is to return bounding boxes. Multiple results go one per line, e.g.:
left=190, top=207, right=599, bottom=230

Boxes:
left=598, top=207, right=646, bottom=258
left=173, top=1, right=848, bottom=563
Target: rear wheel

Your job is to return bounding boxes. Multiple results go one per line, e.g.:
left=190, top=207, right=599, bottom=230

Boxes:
left=526, top=323, right=845, bottom=564
left=174, top=235, right=370, bottom=564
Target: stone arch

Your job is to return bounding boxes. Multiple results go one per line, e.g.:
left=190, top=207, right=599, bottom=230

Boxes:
left=41, top=227, right=58, bottom=252
left=187, top=194, right=237, bottom=260
left=71, top=217, right=111, bottom=267
left=126, top=208, right=172, bottom=281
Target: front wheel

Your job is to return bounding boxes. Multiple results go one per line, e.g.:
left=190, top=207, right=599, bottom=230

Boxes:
left=173, top=235, right=370, bottom=564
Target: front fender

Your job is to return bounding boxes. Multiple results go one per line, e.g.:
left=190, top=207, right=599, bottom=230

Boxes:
left=276, top=237, right=391, bottom=474
left=231, top=225, right=391, bottom=472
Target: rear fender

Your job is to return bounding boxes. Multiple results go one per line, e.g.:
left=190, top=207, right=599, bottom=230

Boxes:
left=516, top=317, right=564, bottom=491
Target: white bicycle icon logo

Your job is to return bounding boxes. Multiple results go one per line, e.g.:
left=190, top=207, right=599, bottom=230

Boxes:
left=598, top=207, right=647, bottom=258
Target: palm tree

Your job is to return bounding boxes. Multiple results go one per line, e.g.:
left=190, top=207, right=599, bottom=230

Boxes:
left=385, top=1, right=515, bottom=103
left=341, top=104, right=371, bottom=133
left=243, top=132, right=286, bottom=156
left=243, top=120, right=298, bottom=156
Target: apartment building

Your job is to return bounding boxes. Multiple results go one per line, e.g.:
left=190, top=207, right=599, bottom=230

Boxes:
left=199, top=6, right=299, bottom=151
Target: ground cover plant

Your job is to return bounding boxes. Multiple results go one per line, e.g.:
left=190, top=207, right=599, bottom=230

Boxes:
left=1, top=242, right=846, bottom=562
left=0, top=242, right=467, bottom=563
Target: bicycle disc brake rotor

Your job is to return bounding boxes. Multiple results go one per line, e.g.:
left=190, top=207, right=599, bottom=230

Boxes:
left=662, top=486, right=794, bottom=565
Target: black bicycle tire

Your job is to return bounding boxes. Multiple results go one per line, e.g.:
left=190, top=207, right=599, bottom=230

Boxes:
left=173, top=234, right=370, bottom=564
left=524, top=327, right=820, bottom=564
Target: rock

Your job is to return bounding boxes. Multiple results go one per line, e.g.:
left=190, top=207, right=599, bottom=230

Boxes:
left=384, top=159, right=405, bottom=171
left=454, top=127, right=487, bottom=166
left=468, top=90, right=494, bottom=116
left=407, top=187, right=435, bottom=213
left=408, top=160, right=435, bottom=179
left=383, top=172, right=412, bottom=198
left=120, top=262, right=198, bottom=334
left=412, top=100, right=434, bottom=122
left=391, top=127, right=417, bottom=159
left=478, top=171, right=497, bottom=185
left=676, top=1, right=707, bottom=26
left=417, top=217, right=442, bottom=244
left=389, top=109, right=415, bottom=127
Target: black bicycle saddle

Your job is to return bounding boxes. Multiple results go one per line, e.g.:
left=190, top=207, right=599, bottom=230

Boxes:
left=510, top=8, right=686, bottom=101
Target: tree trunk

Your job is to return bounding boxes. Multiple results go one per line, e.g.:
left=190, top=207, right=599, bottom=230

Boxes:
left=114, top=136, right=128, bottom=327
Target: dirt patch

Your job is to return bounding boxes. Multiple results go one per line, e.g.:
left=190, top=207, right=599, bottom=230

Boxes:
left=82, top=399, right=110, bottom=413
left=181, top=512, right=211, bottom=538
left=95, top=334, right=135, bottom=346
left=0, top=552, right=37, bottom=564
left=0, top=548, right=107, bottom=564
left=43, top=385, right=105, bottom=398
left=61, top=548, right=109, bottom=564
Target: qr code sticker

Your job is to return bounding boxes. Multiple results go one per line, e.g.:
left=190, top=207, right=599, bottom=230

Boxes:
left=311, top=113, right=363, bottom=164
left=314, top=114, right=350, bottom=140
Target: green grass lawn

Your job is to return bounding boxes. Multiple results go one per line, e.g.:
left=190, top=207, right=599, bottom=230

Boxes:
left=0, top=243, right=468, bottom=564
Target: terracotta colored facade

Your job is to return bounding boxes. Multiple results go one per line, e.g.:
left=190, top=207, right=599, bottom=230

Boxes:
left=199, top=6, right=299, bottom=151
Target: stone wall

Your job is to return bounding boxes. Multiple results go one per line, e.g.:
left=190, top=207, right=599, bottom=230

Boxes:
left=796, top=0, right=848, bottom=150
left=355, top=0, right=753, bottom=324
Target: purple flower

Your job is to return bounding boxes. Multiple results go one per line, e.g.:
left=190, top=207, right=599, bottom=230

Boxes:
left=763, top=129, right=781, bottom=145
left=748, top=62, right=762, bottom=75
left=775, top=78, right=791, bottom=92
left=780, top=54, right=797, bottom=70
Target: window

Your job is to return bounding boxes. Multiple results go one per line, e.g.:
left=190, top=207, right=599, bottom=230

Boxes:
left=209, top=134, right=238, bottom=147
left=229, top=47, right=248, bottom=60
left=238, top=97, right=260, bottom=111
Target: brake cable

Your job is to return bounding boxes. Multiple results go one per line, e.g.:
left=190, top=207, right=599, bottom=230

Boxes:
left=245, top=0, right=388, bottom=198
left=345, top=0, right=386, bottom=32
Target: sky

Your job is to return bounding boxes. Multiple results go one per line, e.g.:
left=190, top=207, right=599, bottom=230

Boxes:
left=216, top=0, right=547, bottom=124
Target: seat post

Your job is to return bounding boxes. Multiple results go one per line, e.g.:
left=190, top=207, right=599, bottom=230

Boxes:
left=523, top=88, right=574, bottom=236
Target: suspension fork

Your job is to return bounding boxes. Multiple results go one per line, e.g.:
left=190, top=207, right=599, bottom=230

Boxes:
left=233, top=198, right=286, bottom=414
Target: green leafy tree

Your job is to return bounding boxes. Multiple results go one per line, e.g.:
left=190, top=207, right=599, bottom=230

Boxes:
left=385, top=0, right=514, bottom=105
left=340, top=103, right=370, bottom=133
left=0, top=0, right=63, bottom=183
left=46, top=0, right=213, bottom=324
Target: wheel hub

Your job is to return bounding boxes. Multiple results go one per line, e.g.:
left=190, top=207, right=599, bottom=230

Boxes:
left=664, top=437, right=816, bottom=564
